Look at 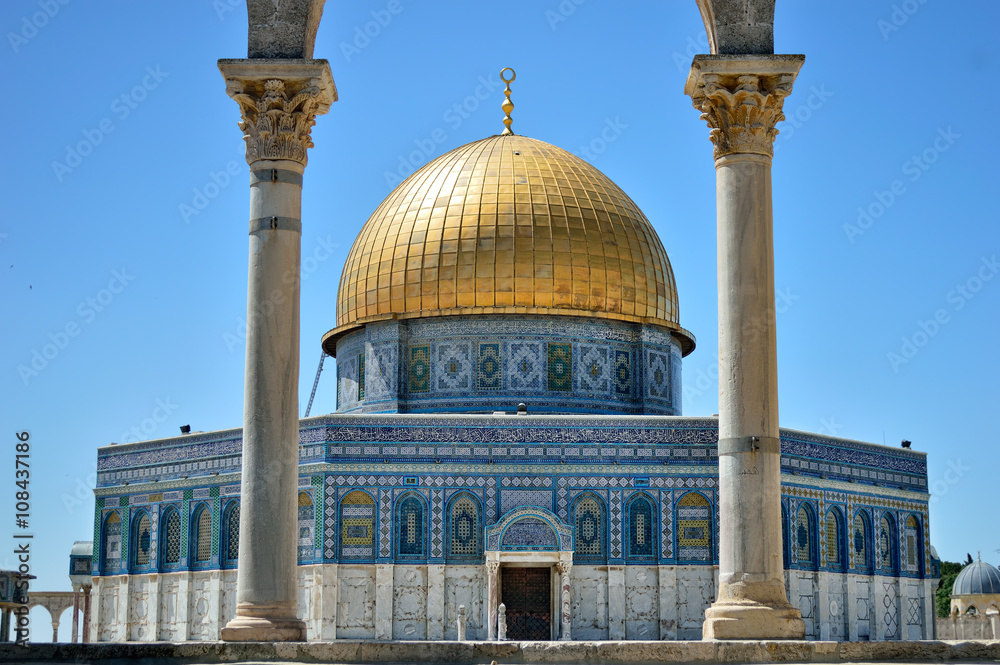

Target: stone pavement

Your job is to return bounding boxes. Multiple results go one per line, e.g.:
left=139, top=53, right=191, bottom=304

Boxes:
left=2, top=640, right=1000, bottom=664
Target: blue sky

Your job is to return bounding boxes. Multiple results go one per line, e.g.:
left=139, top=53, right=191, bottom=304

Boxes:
left=2, top=0, right=997, bottom=639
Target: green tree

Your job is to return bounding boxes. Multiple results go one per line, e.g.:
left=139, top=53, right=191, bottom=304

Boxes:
left=936, top=561, right=965, bottom=617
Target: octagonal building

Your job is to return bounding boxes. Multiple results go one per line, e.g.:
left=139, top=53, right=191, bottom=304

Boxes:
left=89, top=119, right=937, bottom=644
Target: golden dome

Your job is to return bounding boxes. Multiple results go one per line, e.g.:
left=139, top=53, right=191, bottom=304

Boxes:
left=325, top=134, right=694, bottom=355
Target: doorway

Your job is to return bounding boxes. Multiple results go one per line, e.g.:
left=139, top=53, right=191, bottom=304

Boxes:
left=501, top=567, right=551, bottom=640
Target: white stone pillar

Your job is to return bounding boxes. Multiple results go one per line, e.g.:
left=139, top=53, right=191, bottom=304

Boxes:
left=176, top=573, right=190, bottom=641
left=497, top=603, right=507, bottom=641
left=427, top=564, right=445, bottom=640
left=607, top=565, right=626, bottom=640
left=116, top=575, right=131, bottom=642
left=375, top=564, right=393, bottom=640
left=320, top=564, right=338, bottom=640
left=207, top=571, right=222, bottom=639
left=557, top=561, right=572, bottom=640
left=658, top=565, right=678, bottom=640
left=816, top=572, right=831, bottom=640
left=146, top=574, right=160, bottom=642
left=71, top=585, right=80, bottom=643
left=486, top=561, right=499, bottom=640
left=685, top=54, right=806, bottom=640
left=218, top=59, right=335, bottom=642
left=82, top=586, right=92, bottom=643
left=457, top=604, right=467, bottom=641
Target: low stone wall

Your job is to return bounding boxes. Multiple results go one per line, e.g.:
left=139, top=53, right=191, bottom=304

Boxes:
left=936, top=613, right=999, bottom=640
left=2, top=640, right=1000, bottom=664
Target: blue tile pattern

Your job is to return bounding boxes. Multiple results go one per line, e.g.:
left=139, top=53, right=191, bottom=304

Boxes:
left=94, top=414, right=932, bottom=578
left=501, top=517, right=558, bottom=551
left=396, top=494, right=425, bottom=557
left=613, top=349, right=631, bottom=396
left=501, top=489, right=553, bottom=515
left=437, top=343, right=471, bottom=391
left=577, top=345, right=608, bottom=393
left=627, top=494, right=656, bottom=560
left=334, top=315, right=681, bottom=415
left=547, top=343, right=572, bottom=391
left=476, top=343, right=502, bottom=390
left=409, top=346, right=430, bottom=393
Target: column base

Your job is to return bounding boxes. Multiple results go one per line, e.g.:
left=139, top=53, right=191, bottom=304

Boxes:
left=221, top=605, right=306, bottom=642
left=702, top=601, right=805, bottom=640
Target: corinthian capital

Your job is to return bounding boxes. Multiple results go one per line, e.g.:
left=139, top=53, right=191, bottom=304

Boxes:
left=219, top=59, right=337, bottom=166
left=684, top=55, right=803, bottom=160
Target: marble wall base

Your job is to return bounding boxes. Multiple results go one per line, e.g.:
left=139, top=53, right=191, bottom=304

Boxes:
left=92, top=565, right=932, bottom=642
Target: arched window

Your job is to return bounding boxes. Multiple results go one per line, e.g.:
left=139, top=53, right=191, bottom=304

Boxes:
left=878, top=513, right=897, bottom=573
left=853, top=511, right=871, bottom=572
left=825, top=508, right=845, bottom=570
left=161, top=507, right=181, bottom=566
left=102, top=511, right=121, bottom=574
left=904, top=515, right=923, bottom=575
left=795, top=504, right=815, bottom=567
left=298, top=492, right=315, bottom=561
left=573, top=494, right=606, bottom=563
left=396, top=493, right=426, bottom=558
left=192, top=503, right=212, bottom=564
left=340, top=490, right=376, bottom=561
left=223, top=501, right=240, bottom=566
left=448, top=494, right=481, bottom=561
left=624, top=493, right=656, bottom=561
left=131, top=510, right=152, bottom=569
left=677, top=492, right=711, bottom=562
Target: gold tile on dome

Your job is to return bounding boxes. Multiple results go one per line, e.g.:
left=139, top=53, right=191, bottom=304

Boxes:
left=333, top=133, right=688, bottom=347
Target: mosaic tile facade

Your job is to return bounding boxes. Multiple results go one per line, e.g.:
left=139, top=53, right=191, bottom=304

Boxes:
left=334, top=315, right=682, bottom=415
left=94, top=414, right=932, bottom=579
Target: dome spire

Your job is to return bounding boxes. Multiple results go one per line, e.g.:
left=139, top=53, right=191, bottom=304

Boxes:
left=500, top=67, right=516, bottom=135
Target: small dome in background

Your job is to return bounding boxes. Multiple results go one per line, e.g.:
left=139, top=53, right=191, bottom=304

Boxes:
left=952, top=559, right=1000, bottom=596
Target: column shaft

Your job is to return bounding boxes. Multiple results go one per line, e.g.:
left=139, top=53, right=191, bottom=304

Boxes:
left=557, top=562, right=572, bottom=640
left=685, top=54, right=806, bottom=640
left=486, top=562, right=499, bottom=640
left=218, top=59, right=335, bottom=643
left=72, top=589, right=80, bottom=643
left=715, top=153, right=786, bottom=601
left=82, top=587, right=91, bottom=643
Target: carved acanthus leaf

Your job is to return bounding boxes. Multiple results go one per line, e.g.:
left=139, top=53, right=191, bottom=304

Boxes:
left=228, top=78, right=325, bottom=166
left=690, top=73, right=795, bottom=160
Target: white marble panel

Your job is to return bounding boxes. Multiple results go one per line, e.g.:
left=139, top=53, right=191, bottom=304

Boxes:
left=444, top=566, right=483, bottom=640
left=571, top=566, right=608, bottom=640
left=337, top=565, right=376, bottom=639
left=625, top=566, right=658, bottom=639
left=392, top=565, right=427, bottom=639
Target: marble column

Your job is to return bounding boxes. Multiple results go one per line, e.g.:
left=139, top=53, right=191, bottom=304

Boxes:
left=82, top=586, right=91, bottom=643
left=685, top=54, right=806, bottom=640
left=607, top=565, right=625, bottom=640
left=218, top=59, right=336, bottom=642
left=658, top=565, right=678, bottom=640
left=374, top=564, right=393, bottom=640
left=486, top=561, right=499, bottom=640
left=556, top=561, right=572, bottom=640
left=426, top=564, right=445, bottom=640
left=71, top=585, right=80, bottom=643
